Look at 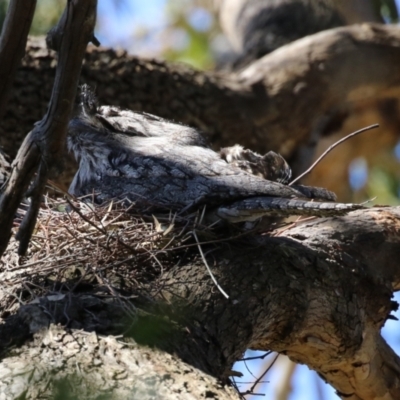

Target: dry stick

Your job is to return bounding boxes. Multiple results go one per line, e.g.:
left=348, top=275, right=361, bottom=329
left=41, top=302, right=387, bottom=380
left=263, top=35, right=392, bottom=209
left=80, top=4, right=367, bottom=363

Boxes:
left=0, top=0, right=37, bottom=254
left=16, top=161, right=48, bottom=253
left=289, top=124, right=379, bottom=186
left=0, top=0, right=98, bottom=257
left=0, top=0, right=37, bottom=119
left=0, top=143, right=40, bottom=255
left=65, top=198, right=139, bottom=255
left=240, top=351, right=272, bottom=362
left=244, top=353, right=280, bottom=396
left=192, top=230, right=229, bottom=299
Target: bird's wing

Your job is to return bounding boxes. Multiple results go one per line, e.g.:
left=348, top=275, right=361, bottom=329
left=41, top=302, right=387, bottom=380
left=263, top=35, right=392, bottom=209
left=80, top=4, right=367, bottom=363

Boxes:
left=84, top=137, right=309, bottom=211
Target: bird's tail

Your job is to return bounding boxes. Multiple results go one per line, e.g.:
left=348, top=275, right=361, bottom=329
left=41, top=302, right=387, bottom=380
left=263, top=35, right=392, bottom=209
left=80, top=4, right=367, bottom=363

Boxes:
left=216, top=197, right=363, bottom=223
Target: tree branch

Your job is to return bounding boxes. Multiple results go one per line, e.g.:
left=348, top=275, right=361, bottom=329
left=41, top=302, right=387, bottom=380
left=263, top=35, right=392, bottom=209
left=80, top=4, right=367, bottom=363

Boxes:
left=2, top=24, right=400, bottom=169
left=0, top=206, right=399, bottom=399
left=0, top=324, right=239, bottom=399
left=46, top=2, right=100, bottom=52
left=160, top=207, right=400, bottom=398
left=0, top=0, right=36, bottom=120
left=277, top=207, right=400, bottom=399
left=0, top=0, right=97, bottom=256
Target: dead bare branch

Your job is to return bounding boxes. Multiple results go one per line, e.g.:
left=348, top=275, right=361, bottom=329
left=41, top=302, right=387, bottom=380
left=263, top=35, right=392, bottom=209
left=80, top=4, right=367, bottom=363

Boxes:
left=46, top=3, right=100, bottom=52
left=0, top=0, right=36, bottom=119
left=289, top=123, right=379, bottom=185
left=0, top=0, right=97, bottom=256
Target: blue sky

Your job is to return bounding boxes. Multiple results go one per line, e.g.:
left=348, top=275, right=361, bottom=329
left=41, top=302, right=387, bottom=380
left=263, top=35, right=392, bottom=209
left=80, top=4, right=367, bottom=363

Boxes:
left=96, top=1, right=169, bottom=56
left=95, top=2, right=400, bottom=399
left=95, top=0, right=400, bottom=54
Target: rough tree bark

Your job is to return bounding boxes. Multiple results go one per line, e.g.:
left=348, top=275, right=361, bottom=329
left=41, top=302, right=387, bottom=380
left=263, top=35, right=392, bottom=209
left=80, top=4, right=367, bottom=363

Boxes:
left=0, top=206, right=399, bottom=399
left=2, top=23, right=400, bottom=194
left=1, top=2, right=400, bottom=400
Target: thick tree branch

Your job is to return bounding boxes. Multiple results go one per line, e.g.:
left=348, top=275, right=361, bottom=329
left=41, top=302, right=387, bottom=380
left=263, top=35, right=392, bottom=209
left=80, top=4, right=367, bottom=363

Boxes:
left=0, top=0, right=36, bottom=120
left=216, top=0, right=381, bottom=63
left=1, top=24, right=400, bottom=172
left=283, top=207, right=400, bottom=290
left=0, top=0, right=97, bottom=256
left=236, top=23, right=400, bottom=154
left=0, top=206, right=399, bottom=399
left=0, top=324, right=239, bottom=399
left=276, top=208, right=400, bottom=399
left=158, top=207, right=400, bottom=399
left=80, top=24, right=400, bottom=160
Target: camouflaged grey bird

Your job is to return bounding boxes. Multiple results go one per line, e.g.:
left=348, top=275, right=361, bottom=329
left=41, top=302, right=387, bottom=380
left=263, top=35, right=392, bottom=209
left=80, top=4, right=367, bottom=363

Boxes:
left=67, top=86, right=362, bottom=222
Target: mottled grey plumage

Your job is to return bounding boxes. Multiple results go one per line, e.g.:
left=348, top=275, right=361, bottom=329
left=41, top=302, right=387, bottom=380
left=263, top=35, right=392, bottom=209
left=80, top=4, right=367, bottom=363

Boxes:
left=67, top=87, right=361, bottom=222
left=220, top=144, right=292, bottom=184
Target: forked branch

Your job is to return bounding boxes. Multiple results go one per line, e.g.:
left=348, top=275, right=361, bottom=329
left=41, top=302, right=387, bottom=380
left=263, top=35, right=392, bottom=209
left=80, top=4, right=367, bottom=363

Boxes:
left=0, top=0, right=98, bottom=256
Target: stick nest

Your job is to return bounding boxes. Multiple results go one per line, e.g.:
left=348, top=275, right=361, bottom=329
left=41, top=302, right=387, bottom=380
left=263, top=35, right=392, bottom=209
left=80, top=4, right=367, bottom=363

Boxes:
left=0, top=196, right=205, bottom=320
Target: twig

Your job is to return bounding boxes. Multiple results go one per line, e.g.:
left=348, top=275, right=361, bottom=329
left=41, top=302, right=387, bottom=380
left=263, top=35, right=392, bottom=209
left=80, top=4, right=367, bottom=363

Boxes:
left=240, top=353, right=279, bottom=396
left=92, top=267, right=138, bottom=322
left=192, top=230, right=229, bottom=299
left=239, top=351, right=272, bottom=362
left=238, top=351, right=273, bottom=385
left=16, top=161, right=48, bottom=254
left=289, top=124, right=379, bottom=186
left=65, top=198, right=139, bottom=255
